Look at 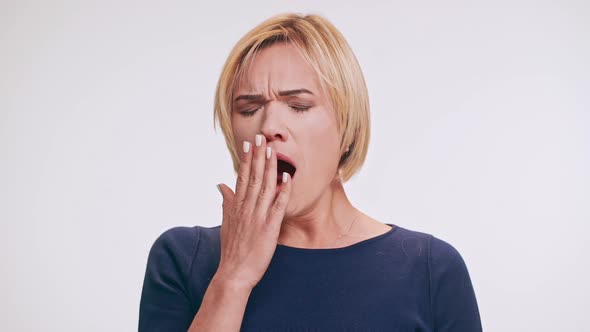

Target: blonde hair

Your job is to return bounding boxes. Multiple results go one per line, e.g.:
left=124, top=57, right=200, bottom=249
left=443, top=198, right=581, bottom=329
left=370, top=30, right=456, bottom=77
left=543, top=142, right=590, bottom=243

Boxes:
left=213, top=12, right=370, bottom=183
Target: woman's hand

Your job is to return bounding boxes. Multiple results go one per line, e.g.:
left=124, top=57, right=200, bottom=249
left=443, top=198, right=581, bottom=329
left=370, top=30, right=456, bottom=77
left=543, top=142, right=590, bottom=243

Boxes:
left=214, top=134, right=292, bottom=291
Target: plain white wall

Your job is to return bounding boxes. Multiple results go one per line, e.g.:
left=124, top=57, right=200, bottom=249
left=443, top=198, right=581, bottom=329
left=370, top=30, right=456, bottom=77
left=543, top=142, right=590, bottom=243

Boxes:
left=1, top=0, right=588, bottom=331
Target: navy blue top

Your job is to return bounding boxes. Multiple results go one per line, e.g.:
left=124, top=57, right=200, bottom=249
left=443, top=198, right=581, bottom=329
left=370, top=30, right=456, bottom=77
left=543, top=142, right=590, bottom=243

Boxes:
left=139, top=224, right=482, bottom=331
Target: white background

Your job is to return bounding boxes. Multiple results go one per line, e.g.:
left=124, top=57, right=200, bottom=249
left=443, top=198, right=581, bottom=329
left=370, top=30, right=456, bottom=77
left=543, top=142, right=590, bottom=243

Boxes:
left=1, top=1, right=589, bottom=331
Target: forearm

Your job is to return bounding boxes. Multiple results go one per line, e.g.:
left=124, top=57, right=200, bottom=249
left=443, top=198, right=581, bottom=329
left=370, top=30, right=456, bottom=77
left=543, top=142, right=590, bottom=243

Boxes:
left=187, top=275, right=252, bottom=332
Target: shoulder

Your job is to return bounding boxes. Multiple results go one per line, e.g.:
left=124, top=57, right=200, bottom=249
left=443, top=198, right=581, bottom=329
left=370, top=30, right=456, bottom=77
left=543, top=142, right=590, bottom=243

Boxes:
left=389, top=225, right=474, bottom=287
left=148, top=224, right=222, bottom=271
left=403, top=231, right=481, bottom=330
left=140, top=226, right=215, bottom=330
left=149, top=226, right=200, bottom=255
left=391, top=225, right=467, bottom=266
left=388, top=225, right=432, bottom=258
left=146, top=225, right=222, bottom=271
left=145, top=226, right=201, bottom=275
left=149, top=224, right=221, bottom=248
left=429, top=232, right=474, bottom=274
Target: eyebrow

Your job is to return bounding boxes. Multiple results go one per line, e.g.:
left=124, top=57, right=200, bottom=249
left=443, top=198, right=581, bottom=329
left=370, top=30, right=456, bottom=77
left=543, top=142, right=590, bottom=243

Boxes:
left=234, top=88, right=314, bottom=102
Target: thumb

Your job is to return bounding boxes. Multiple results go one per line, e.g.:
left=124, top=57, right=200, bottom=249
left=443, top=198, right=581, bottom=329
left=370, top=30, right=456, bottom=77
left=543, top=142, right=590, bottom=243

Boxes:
left=216, top=183, right=234, bottom=204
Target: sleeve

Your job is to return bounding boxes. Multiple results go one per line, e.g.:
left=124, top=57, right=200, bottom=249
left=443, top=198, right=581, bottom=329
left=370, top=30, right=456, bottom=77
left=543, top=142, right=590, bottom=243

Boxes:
left=428, top=236, right=483, bottom=332
left=139, top=226, right=200, bottom=332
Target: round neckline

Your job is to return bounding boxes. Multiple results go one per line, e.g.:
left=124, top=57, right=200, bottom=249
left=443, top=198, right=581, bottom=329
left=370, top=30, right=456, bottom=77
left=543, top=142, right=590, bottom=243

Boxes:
left=276, top=223, right=398, bottom=253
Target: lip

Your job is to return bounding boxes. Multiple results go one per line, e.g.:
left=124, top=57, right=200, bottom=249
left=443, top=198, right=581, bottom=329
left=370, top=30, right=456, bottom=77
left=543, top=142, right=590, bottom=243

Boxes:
left=275, top=152, right=296, bottom=168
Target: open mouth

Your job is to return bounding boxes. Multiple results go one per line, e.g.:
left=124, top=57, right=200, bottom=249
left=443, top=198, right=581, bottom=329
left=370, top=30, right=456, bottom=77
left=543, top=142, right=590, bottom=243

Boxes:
left=277, top=159, right=296, bottom=182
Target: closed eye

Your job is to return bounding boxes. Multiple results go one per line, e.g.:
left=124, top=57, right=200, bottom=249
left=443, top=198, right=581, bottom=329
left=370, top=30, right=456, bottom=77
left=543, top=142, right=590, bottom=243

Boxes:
left=239, top=105, right=311, bottom=117
left=290, top=105, right=311, bottom=112
left=240, top=108, right=260, bottom=117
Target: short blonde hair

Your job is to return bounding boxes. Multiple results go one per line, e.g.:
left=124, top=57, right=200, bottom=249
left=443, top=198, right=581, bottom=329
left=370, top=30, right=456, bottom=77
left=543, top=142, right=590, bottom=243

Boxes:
left=213, top=12, right=370, bottom=183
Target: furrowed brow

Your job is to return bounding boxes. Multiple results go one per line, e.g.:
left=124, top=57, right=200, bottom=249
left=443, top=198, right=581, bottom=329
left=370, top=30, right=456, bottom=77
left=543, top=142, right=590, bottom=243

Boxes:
left=234, top=94, right=265, bottom=102
left=234, top=88, right=314, bottom=102
left=278, top=88, right=314, bottom=97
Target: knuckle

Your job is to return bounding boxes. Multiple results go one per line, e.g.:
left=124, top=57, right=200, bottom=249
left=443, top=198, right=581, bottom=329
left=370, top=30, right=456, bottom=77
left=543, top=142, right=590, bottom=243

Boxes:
left=248, top=173, right=262, bottom=187
left=274, top=193, right=288, bottom=210
left=258, top=184, right=272, bottom=198
left=227, top=206, right=239, bottom=219
left=272, top=198, right=283, bottom=213
left=240, top=152, right=249, bottom=162
left=234, top=196, right=246, bottom=207
left=252, top=212, right=265, bottom=223
left=268, top=206, right=280, bottom=220
left=237, top=174, right=248, bottom=186
left=237, top=208, right=250, bottom=221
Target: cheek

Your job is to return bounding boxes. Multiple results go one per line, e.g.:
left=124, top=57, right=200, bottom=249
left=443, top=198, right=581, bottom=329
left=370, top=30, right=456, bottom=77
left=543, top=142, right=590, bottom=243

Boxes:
left=312, top=112, right=340, bottom=149
left=306, top=140, right=341, bottom=173
left=231, top=118, right=256, bottom=147
left=299, top=108, right=339, bottom=140
left=299, top=114, right=341, bottom=174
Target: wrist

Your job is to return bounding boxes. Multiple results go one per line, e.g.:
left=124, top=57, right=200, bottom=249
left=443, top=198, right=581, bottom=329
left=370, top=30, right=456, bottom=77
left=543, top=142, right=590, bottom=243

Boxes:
left=211, top=272, right=256, bottom=294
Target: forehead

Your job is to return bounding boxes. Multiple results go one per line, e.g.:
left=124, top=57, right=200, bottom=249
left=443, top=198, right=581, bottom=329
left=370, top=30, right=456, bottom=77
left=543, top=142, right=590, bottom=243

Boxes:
left=234, top=43, right=321, bottom=94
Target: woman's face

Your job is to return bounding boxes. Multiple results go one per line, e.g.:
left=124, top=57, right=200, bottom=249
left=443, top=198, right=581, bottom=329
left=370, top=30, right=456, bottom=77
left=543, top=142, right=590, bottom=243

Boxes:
left=231, top=42, right=341, bottom=215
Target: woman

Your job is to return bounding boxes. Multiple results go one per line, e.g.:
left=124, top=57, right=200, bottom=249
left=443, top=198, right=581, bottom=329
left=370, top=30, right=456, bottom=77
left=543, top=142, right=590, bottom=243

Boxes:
left=139, top=13, right=482, bottom=331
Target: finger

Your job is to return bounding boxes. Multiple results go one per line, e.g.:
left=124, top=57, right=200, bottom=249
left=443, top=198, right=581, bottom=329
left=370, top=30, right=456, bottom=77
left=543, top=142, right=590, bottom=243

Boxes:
left=217, top=183, right=234, bottom=218
left=253, top=144, right=277, bottom=219
left=216, top=183, right=234, bottom=241
left=233, top=140, right=253, bottom=210
left=242, top=134, right=267, bottom=217
left=266, top=172, right=292, bottom=231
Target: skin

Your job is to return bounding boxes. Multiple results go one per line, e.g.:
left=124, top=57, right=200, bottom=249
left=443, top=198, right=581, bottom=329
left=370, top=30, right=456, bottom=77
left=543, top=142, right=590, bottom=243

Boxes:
left=230, top=42, right=392, bottom=248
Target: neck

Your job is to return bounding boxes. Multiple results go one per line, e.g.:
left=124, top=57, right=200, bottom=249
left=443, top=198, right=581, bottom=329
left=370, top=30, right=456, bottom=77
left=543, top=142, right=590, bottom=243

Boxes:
left=278, top=175, right=361, bottom=248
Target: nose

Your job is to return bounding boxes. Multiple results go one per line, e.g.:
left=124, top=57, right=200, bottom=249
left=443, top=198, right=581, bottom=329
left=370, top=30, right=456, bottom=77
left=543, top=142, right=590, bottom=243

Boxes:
left=260, top=101, right=288, bottom=143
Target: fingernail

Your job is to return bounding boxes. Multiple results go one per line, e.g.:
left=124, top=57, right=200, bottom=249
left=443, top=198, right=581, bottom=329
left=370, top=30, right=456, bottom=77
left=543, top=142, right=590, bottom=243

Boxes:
left=266, top=147, right=271, bottom=159
left=255, top=134, right=263, bottom=147
left=216, top=184, right=222, bottom=195
left=243, top=141, right=251, bottom=153
left=282, top=172, right=288, bottom=183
